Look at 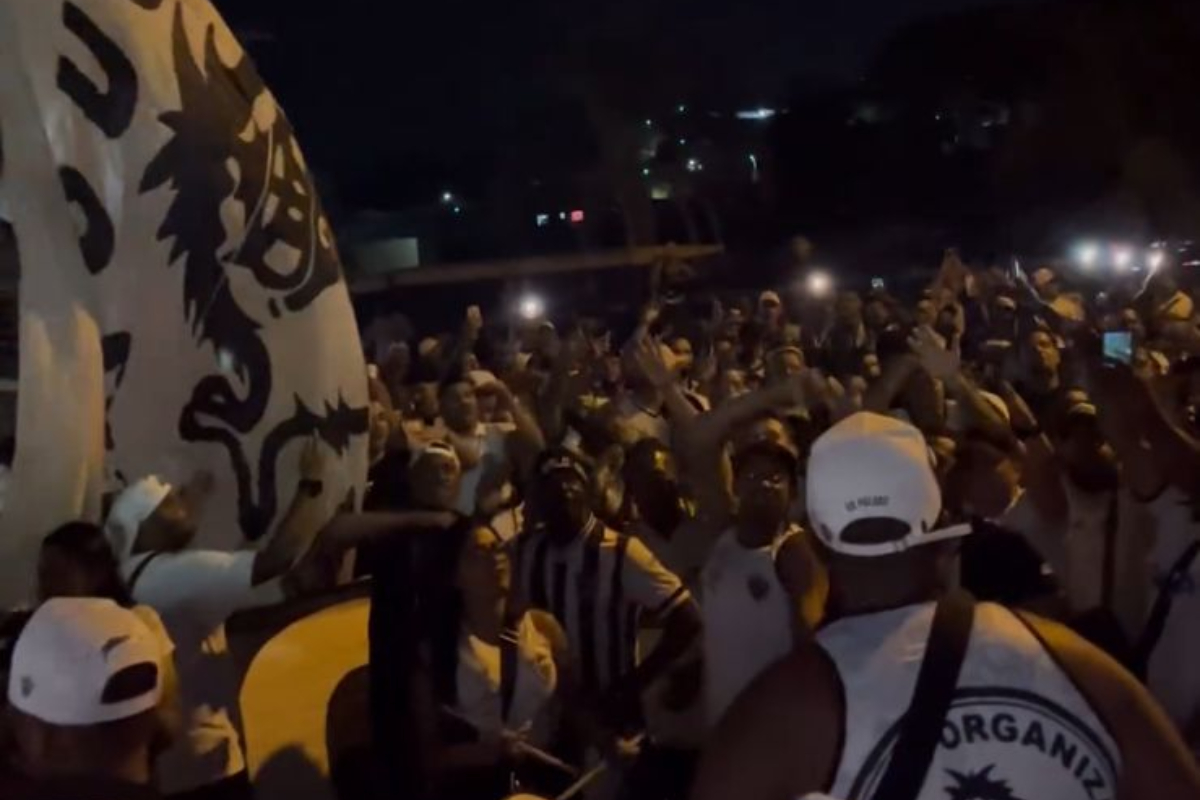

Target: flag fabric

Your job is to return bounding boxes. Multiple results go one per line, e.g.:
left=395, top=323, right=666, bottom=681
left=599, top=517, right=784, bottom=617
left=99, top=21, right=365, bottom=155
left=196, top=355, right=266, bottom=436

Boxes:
left=0, top=0, right=370, bottom=604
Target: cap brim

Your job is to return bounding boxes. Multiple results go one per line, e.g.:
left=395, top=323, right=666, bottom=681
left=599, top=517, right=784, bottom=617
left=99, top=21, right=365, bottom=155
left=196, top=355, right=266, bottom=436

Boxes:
left=819, top=521, right=973, bottom=558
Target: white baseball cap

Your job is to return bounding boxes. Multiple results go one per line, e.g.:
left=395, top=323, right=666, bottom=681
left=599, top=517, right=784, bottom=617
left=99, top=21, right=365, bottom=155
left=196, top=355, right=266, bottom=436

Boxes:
left=8, top=598, right=162, bottom=726
left=806, top=412, right=970, bottom=557
left=105, top=476, right=173, bottom=562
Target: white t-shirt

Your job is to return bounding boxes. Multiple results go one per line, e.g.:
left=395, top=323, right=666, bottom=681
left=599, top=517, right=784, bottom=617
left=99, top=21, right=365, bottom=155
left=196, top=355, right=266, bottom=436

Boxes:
left=123, top=550, right=283, bottom=793
left=701, top=526, right=800, bottom=729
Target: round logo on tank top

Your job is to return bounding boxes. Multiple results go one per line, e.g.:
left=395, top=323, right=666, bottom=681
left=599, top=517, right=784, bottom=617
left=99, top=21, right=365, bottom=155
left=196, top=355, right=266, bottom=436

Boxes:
left=849, top=688, right=1118, bottom=800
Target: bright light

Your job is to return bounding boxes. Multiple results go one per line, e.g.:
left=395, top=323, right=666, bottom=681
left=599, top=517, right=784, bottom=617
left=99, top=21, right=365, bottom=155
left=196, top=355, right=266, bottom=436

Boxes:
left=1076, top=242, right=1099, bottom=269
left=736, top=107, right=777, bottom=121
left=518, top=294, right=545, bottom=321
left=644, top=119, right=653, bottom=128
left=807, top=270, right=834, bottom=297
left=558, top=212, right=567, bottom=221
left=441, top=191, right=454, bottom=204
left=1148, top=250, right=1165, bottom=271
left=1113, top=247, right=1133, bottom=271
left=570, top=209, right=585, bottom=224
left=677, top=104, right=687, bottom=114
left=678, top=138, right=687, bottom=146
left=686, top=158, right=703, bottom=172
left=535, top=214, right=549, bottom=227
left=641, top=167, right=651, bottom=177
left=452, top=206, right=462, bottom=215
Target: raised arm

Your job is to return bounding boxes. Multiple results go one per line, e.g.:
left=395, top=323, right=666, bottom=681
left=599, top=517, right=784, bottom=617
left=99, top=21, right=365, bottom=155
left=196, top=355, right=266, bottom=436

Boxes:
left=910, top=326, right=1016, bottom=448
left=252, top=437, right=332, bottom=586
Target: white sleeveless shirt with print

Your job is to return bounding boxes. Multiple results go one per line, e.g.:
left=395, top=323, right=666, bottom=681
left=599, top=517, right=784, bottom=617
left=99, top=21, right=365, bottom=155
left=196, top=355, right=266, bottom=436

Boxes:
left=817, top=602, right=1120, bottom=800
left=701, top=525, right=800, bottom=729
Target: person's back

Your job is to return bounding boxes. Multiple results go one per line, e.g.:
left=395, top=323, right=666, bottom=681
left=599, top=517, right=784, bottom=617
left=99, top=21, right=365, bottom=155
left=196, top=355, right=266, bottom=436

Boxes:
left=819, top=601, right=1118, bottom=798
left=691, top=413, right=1200, bottom=800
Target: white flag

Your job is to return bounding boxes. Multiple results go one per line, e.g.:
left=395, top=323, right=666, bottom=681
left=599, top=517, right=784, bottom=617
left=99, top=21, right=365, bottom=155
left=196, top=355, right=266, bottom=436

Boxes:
left=0, top=0, right=370, bottom=603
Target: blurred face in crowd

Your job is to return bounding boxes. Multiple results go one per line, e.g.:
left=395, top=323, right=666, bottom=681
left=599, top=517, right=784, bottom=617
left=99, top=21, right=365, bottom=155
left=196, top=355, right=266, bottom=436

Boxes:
left=915, top=299, right=938, bottom=328
left=136, top=491, right=198, bottom=553
left=714, top=368, right=749, bottom=404
left=536, top=468, right=593, bottom=545
left=734, top=447, right=795, bottom=531
left=440, top=381, right=480, bottom=433
left=475, top=384, right=502, bottom=423
left=767, top=347, right=805, bottom=385
left=1121, top=308, right=1146, bottom=341
left=1027, top=330, right=1061, bottom=378
left=413, top=382, right=439, bottom=423
left=759, top=296, right=783, bottom=328
left=456, top=527, right=511, bottom=606
left=835, top=292, right=863, bottom=328
left=670, top=337, right=695, bottom=377
left=864, top=299, right=890, bottom=331
left=626, top=442, right=684, bottom=536
left=409, top=451, right=462, bottom=511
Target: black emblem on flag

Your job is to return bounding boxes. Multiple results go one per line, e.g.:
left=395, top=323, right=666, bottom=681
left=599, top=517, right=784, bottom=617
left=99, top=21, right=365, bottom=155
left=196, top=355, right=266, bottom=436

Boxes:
left=136, top=2, right=367, bottom=540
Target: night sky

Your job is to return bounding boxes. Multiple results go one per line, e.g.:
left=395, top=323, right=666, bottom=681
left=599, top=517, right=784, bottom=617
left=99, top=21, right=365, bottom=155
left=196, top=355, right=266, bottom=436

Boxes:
left=213, top=0, right=1026, bottom=204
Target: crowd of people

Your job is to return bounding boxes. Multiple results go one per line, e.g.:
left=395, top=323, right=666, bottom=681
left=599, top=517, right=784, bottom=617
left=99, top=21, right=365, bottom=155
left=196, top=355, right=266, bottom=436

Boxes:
left=3, top=248, right=1200, bottom=800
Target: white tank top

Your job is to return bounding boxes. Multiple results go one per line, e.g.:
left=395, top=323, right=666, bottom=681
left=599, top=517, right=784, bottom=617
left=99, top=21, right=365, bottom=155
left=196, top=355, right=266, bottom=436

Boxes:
left=454, top=612, right=558, bottom=747
left=818, top=602, right=1121, bottom=800
left=702, top=525, right=799, bottom=729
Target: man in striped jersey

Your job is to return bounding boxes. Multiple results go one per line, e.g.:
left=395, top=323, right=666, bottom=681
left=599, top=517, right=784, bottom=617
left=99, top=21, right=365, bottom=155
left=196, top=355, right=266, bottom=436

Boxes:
left=518, top=448, right=702, bottom=737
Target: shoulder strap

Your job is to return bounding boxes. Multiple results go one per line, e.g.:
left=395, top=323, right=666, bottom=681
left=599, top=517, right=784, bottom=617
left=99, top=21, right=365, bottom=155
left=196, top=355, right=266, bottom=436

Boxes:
left=871, top=591, right=976, bottom=800
left=499, top=610, right=522, bottom=724
left=1133, top=539, right=1200, bottom=680
left=608, top=533, right=632, bottom=683
left=126, top=552, right=164, bottom=595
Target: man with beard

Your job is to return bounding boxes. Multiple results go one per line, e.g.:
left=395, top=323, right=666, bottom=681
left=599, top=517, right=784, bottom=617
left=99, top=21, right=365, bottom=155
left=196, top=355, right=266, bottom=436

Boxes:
left=517, top=448, right=701, bottom=740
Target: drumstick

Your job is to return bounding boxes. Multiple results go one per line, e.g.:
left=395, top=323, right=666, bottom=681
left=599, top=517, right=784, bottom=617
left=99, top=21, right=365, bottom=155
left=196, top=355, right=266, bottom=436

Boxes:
left=439, top=705, right=579, bottom=777
left=553, top=733, right=647, bottom=800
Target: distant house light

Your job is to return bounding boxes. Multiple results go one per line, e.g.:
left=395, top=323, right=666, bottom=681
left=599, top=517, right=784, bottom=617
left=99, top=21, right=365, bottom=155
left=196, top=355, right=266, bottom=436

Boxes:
left=736, top=107, right=776, bottom=121
left=686, top=158, right=703, bottom=172
left=559, top=212, right=567, bottom=221
left=536, top=214, right=550, bottom=227
left=570, top=210, right=585, bottom=224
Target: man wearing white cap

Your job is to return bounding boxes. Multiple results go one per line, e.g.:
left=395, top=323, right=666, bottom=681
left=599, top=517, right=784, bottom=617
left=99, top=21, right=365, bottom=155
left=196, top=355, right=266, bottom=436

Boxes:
left=104, top=439, right=329, bottom=800
left=693, top=413, right=1200, bottom=800
left=4, top=598, right=166, bottom=799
